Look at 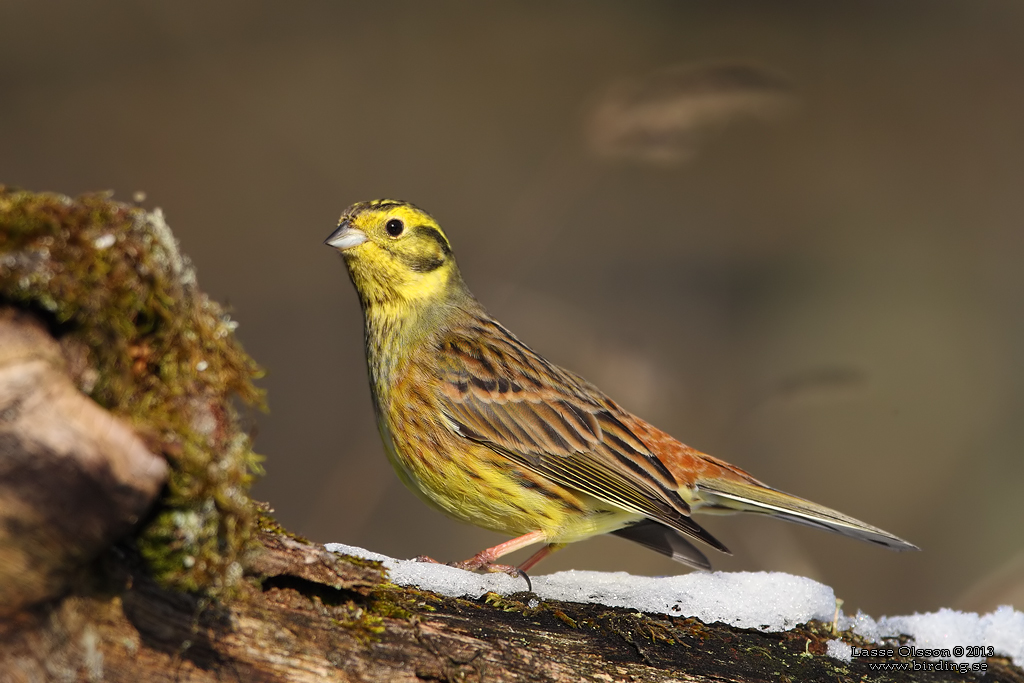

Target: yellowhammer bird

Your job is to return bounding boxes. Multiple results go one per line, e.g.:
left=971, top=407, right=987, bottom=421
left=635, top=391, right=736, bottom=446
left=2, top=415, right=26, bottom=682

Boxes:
left=326, top=199, right=917, bottom=577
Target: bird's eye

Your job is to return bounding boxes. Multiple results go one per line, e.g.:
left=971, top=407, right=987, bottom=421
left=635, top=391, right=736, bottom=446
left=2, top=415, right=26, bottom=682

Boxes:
left=385, top=218, right=404, bottom=237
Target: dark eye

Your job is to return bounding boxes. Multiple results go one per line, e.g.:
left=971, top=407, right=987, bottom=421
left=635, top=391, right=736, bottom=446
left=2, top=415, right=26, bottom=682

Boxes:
left=385, top=218, right=404, bottom=237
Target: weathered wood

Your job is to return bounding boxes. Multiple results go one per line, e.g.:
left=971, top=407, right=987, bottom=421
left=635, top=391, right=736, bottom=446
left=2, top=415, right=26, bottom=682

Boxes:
left=0, top=309, right=167, bottom=617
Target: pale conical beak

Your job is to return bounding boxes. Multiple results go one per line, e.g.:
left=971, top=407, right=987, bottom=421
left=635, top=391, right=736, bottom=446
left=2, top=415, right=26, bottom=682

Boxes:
left=324, top=220, right=368, bottom=250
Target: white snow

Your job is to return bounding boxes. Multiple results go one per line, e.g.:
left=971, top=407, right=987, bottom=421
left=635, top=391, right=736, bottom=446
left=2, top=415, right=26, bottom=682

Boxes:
left=528, top=569, right=836, bottom=631
left=826, top=639, right=853, bottom=662
left=326, top=542, right=1024, bottom=668
left=841, top=605, right=1024, bottom=666
left=326, top=543, right=834, bottom=630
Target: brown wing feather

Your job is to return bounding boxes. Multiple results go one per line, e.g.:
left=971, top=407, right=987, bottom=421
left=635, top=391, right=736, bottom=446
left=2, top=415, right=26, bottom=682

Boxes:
left=432, top=313, right=729, bottom=553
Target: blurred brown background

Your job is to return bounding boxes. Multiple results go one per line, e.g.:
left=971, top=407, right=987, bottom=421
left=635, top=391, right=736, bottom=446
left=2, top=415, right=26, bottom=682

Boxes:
left=3, top=0, right=1023, bottom=617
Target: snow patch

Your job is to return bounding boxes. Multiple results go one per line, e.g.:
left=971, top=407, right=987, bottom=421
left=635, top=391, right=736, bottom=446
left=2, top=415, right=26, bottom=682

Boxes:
left=327, top=543, right=1024, bottom=667
left=826, top=639, right=853, bottom=662
left=326, top=543, right=832, bottom=630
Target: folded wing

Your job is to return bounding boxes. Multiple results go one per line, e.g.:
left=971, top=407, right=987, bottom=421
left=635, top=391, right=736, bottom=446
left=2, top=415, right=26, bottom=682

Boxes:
left=432, top=316, right=729, bottom=554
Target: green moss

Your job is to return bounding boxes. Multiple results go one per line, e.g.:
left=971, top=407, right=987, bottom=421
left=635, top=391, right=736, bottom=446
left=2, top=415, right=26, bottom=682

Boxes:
left=551, top=608, right=578, bottom=629
left=254, top=502, right=309, bottom=544
left=372, top=584, right=441, bottom=615
left=329, top=604, right=387, bottom=643
left=482, top=591, right=536, bottom=613
left=365, top=587, right=416, bottom=621
left=0, top=186, right=265, bottom=598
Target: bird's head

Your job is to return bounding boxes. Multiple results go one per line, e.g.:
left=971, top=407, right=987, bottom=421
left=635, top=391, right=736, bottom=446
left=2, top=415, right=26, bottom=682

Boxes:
left=325, top=200, right=462, bottom=309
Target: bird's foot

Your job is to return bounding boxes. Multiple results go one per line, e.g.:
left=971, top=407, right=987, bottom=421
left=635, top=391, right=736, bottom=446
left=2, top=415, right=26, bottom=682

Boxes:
left=449, top=558, right=533, bottom=591
left=414, top=555, right=532, bottom=591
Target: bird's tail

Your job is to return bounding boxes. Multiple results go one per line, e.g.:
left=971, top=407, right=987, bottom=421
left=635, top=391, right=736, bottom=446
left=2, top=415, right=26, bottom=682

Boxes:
left=693, top=477, right=918, bottom=551
left=611, top=519, right=713, bottom=569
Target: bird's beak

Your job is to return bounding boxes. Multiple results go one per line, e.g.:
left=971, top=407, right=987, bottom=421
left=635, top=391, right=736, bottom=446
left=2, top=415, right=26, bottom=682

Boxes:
left=325, top=220, right=368, bottom=250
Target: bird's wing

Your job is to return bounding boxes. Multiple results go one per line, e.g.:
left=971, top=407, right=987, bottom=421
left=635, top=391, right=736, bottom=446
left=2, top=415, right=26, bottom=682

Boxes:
left=430, top=317, right=728, bottom=552
left=427, top=315, right=918, bottom=555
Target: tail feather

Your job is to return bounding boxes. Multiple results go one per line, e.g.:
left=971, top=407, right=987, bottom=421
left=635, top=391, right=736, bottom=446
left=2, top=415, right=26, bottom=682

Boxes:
left=612, top=520, right=716, bottom=570
left=695, top=478, right=918, bottom=551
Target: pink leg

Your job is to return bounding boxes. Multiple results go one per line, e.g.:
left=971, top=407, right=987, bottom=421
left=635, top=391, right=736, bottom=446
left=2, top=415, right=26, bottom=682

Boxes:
left=415, top=529, right=548, bottom=588
left=517, top=543, right=566, bottom=572
left=450, top=529, right=547, bottom=571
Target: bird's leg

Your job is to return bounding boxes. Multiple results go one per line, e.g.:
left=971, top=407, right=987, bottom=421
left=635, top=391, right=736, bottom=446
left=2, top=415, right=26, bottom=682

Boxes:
left=416, top=530, right=547, bottom=589
left=448, top=529, right=547, bottom=572
left=517, top=542, right=565, bottom=572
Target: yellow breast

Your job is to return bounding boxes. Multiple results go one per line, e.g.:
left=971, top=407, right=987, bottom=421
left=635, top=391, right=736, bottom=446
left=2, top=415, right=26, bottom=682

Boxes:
left=377, top=366, right=639, bottom=543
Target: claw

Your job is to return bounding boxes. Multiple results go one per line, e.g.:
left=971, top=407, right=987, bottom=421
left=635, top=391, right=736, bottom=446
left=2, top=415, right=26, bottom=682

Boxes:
left=475, top=563, right=532, bottom=592
left=441, top=558, right=533, bottom=591
left=515, top=568, right=533, bottom=593
left=412, top=530, right=547, bottom=592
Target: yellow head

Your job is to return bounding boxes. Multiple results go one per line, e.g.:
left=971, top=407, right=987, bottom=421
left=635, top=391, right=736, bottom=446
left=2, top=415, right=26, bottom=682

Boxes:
left=325, top=200, right=463, bottom=310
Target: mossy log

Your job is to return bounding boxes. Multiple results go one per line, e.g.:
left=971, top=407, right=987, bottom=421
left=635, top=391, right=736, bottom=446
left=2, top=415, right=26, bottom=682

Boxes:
left=1, top=188, right=1021, bottom=682
left=3, top=526, right=1023, bottom=682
